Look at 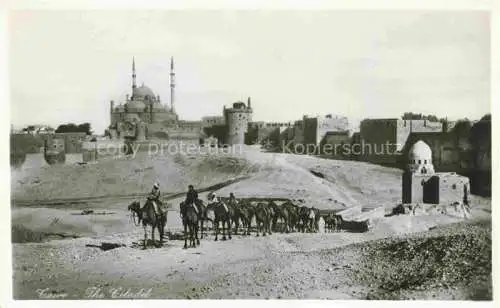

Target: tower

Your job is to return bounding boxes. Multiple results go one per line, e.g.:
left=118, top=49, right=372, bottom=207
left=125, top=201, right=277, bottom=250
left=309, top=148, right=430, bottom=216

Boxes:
left=225, top=101, right=253, bottom=145
left=110, top=100, right=115, bottom=125
left=132, top=57, right=137, bottom=89
left=170, top=56, right=175, bottom=112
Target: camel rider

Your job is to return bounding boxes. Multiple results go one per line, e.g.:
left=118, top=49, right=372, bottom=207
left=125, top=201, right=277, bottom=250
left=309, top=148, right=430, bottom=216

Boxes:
left=210, top=192, right=229, bottom=212
left=185, top=185, right=199, bottom=214
left=229, top=192, right=238, bottom=207
left=148, top=182, right=162, bottom=216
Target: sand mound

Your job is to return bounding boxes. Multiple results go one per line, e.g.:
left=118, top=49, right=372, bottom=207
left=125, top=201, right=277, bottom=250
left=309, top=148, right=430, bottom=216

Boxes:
left=11, top=150, right=260, bottom=201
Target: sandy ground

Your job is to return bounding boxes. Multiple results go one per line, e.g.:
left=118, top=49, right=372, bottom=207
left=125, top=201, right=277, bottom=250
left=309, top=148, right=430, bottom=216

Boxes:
left=13, top=214, right=490, bottom=300
left=11, top=146, right=492, bottom=299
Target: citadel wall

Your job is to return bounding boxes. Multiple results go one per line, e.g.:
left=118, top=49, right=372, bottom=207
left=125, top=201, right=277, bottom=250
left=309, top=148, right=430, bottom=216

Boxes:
left=202, top=116, right=226, bottom=128
left=396, top=119, right=443, bottom=152
left=292, top=120, right=305, bottom=147
left=358, top=119, right=443, bottom=165
left=319, top=131, right=352, bottom=158
left=246, top=122, right=292, bottom=145
left=358, top=119, right=399, bottom=164
left=316, top=115, right=350, bottom=145
left=10, top=132, right=87, bottom=155
left=146, top=121, right=203, bottom=140
left=402, top=132, right=465, bottom=172
left=302, top=115, right=349, bottom=147
left=203, top=124, right=228, bottom=145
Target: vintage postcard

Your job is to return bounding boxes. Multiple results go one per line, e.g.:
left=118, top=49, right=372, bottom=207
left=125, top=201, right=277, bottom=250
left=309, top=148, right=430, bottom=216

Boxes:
left=5, top=4, right=495, bottom=304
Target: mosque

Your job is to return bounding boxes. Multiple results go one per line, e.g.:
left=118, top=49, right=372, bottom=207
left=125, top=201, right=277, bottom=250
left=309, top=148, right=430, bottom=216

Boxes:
left=106, top=57, right=256, bottom=144
left=402, top=140, right=470, bottom=205
left=107, top=57, right=203, bottom=141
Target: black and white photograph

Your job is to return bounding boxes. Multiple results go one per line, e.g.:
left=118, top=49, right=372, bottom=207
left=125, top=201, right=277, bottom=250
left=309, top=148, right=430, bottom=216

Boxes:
left=5, top=4, right=494, bottom=302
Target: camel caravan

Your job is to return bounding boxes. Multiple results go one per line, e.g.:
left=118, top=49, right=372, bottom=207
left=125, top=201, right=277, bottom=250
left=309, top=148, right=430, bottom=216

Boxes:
left=127, top=184, right=370, bottom=250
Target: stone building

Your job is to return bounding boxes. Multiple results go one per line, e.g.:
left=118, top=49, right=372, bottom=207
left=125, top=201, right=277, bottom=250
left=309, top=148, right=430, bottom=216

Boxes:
left=402, top=131, right=472, bottom=173
left=358, top=118, right=443, bottom=165
left=402, top=140, right=470, bottom=205
left=223, top=98, right=253, bottom=145
left=246, top=121, right=292, bottom=147
left=318, top=131, right=352, bottom=158
left=259, top=114, right=350, bottom=154
left=201, top=115, right=227, bottom=145
left=302, top=114, right=350, bottom=147
left=10, top=132, right=87, bottom=155
left=107, top=57, right=202, bottom=141
left=469, top=117, right=491, bottom=196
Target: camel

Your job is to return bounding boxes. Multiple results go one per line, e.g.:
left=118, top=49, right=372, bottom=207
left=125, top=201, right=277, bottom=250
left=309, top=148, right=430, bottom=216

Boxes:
left=234, top=200, right=254, bottom=236
left=179, top=201, right=200, bottom=249
left=254, top=202, right=272, bottom=236
left=128, top=200, right=167, bottom=249
left=206, top=192, right=234, bottom=241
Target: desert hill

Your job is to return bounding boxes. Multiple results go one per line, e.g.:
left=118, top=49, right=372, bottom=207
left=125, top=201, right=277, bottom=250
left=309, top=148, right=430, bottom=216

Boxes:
left=11, top=146, right=403, bottom=211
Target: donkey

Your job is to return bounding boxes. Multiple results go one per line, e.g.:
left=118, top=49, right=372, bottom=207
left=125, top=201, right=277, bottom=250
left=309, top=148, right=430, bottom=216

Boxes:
left=206, top=192, right=234, bottom=241
left=180, top=201, right=200, bottom=249
left=128, top=200, right=167, bottom=249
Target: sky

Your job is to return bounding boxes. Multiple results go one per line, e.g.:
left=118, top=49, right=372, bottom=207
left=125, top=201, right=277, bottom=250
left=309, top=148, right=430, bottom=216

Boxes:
left=9, top=10, right=490, bottom=134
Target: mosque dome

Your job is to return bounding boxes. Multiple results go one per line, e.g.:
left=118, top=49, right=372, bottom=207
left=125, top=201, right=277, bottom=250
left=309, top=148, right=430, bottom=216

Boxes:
left=409, top=140, right=432, bottom=163
left=151, top=101, right=168, bottom=112
left=125, top=100, right=146, bottom=112
left=407, top=140, right=434, bottom=174
left=132, top=85, right=156, bottom=100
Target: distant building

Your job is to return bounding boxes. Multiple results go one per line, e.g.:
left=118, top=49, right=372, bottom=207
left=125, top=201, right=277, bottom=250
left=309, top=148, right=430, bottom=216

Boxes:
left=358, top=118, right=443, bottom=165
left=107, top=57, right=202, bottom=141
left=261, top=114, right=350, bottom=153
left=401, top=131, right=473, bottom=173
left=10, top=132, right=87, bottom=155
left=402, top=140, right=470, bottom=205
left=247, top=121, right=292, bottom=147
left=302, top=114, right=350, bottom=147
left=319, top=131, right=352, bottom=158
left=223, top=98, right=253, bottom=145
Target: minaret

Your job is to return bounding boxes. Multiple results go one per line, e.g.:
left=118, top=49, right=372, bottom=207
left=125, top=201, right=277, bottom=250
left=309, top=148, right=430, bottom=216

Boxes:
left=170, top=56, right=175, bottom=113
left=132, top=57, right=137, bottom=89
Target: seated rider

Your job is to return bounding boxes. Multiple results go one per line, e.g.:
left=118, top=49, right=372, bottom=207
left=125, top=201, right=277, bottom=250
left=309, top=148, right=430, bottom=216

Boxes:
left=148, top=182, right=162, bottom=216
left=228, top=192, right=237, bottom=206
left=184, top=185, right=199, bottom=214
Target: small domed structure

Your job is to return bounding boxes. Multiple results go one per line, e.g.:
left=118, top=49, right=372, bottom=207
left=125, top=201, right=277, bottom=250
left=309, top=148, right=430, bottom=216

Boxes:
left=408, top=140, right=434, bottom=174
